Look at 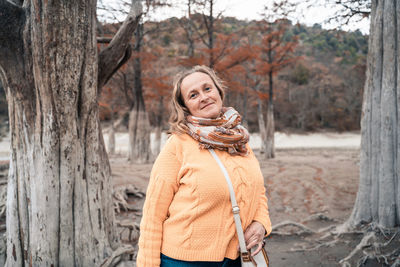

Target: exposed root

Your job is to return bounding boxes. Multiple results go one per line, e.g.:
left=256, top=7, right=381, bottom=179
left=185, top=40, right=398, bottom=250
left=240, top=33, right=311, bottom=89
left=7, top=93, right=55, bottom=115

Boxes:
left=339, top=231, right=375, bottom=265
left=290, top=238, right=341, bottom=252
left=271, top=220, right=316, bottom=235
left=113, top=184, right=145, bottom=214
left=116, top=219, right=140, bottom=242
left=301, top=212, right=338, bottom=223
left=391, top=256, right=400, bottom=267
left=338, top=228, right=400, bottom=267
left=270, top=218, right=400, bottom=266
left=100, top=245, right=135, bottom=267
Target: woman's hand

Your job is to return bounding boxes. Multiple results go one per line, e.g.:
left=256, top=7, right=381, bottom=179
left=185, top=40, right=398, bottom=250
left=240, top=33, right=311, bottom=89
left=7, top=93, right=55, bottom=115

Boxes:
left=244, top=221, right=265, bottom=256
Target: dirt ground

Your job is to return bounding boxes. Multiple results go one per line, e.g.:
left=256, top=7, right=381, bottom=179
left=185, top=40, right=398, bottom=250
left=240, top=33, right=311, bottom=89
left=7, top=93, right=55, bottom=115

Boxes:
left=110, top=147, right=397, bottom=267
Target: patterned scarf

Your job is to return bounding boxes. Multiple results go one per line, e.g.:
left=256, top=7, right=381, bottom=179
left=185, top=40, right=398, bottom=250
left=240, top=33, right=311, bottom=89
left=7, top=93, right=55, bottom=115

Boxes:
left=186, top=107, right=250, bottom=156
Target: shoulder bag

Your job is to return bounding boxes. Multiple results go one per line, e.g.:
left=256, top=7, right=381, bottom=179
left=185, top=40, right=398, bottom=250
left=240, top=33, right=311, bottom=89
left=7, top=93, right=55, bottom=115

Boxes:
left=209, top=149, right=269, bottom=267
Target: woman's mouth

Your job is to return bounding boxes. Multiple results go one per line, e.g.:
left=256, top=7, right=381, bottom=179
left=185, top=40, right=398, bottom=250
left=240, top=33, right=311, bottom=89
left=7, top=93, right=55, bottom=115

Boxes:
left=201, top=103, right=214, bottom=109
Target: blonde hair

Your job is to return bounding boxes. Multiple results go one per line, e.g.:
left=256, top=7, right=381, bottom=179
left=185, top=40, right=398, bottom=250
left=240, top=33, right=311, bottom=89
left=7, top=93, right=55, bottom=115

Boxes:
left=168, top=65, right=226, bottom=134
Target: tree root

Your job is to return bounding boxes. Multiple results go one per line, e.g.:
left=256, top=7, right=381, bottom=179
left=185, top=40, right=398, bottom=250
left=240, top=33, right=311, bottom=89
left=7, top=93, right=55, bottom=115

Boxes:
left=113, top=184, right=145, bottom=214
left=290, top=238, right=342, bottom=252
left=116, top=219, right=140, bottom=242
left=301, top=212, right=338, bottom=223
left=339, top=231, right=376, bottom=265
left=337, top=227, right=400, bottom=267
left=270, top=218, right=400, bottom=266
left=271, top=220, right=316, bottom=235
left=100, top=245, right=135, bottom=267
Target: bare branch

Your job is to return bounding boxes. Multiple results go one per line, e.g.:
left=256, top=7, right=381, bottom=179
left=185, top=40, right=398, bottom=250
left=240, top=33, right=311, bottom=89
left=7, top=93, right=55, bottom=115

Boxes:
left=98, top=0, right=143, bottom=93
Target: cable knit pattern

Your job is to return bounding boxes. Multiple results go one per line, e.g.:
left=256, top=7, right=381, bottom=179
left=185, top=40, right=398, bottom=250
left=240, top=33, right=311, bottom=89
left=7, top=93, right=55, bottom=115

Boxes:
left=137, top=133, right=272, bottom=267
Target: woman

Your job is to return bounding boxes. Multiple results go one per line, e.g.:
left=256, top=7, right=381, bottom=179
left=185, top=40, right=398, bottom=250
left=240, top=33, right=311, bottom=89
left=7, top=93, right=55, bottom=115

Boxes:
left=137, top=65, right=272, bottom=266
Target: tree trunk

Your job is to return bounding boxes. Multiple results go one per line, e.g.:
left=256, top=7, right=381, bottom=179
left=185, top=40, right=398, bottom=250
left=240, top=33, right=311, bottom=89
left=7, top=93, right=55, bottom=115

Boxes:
left=264, top=45, right=276, bottom=159
left=257, top=98, right=267, bottom=154
left=348, top=0, right=399, bottom=228
left=153, top=96, right=164, bottom=156
left=265, top=102, right=275, bottom=159
left=128, top=23, right=151, bottom=163
left=0, top=1, right=120, bottom=266
left=241, top=89, right=249, bottom=128
left=108, top=112, right=116, bottom=155
left=186, top=0, right=195, bottom=58
left=128, top=107, right=151, bottom=163
left=208, top=0, right=214, bottom=67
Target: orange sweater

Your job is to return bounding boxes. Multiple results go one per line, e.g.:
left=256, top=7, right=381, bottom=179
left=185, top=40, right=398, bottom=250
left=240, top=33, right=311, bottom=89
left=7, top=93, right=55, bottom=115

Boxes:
left=137, top=133, right=272, bottom=266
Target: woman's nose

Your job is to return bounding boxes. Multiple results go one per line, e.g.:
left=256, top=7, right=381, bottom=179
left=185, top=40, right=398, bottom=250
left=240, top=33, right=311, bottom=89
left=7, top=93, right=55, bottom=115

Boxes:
left=199, top=92, right=208, bottom=102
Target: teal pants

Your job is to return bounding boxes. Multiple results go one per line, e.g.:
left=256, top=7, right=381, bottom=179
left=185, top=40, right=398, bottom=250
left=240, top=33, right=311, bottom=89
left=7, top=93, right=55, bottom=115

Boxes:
left=160, top=254, right=241, bottom=267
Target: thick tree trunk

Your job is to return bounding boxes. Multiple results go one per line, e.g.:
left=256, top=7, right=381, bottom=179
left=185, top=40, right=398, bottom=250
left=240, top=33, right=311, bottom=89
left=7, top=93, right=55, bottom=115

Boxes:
left=257, top=98, right=267, bottom=154
left=0, top=1, right=138, bottom=265
left=128, top=107, right=151, bottom=164
left=185, top=0, right=195, bottom=58
left=348, top=0, right=399, bottom=228
left=265, top=102, right=275, bottom=159
left=264, top=48, right=276, bottom=159
left=108, top=119, right=116, bottom=155
left=128, top=22, right=151, bottom=163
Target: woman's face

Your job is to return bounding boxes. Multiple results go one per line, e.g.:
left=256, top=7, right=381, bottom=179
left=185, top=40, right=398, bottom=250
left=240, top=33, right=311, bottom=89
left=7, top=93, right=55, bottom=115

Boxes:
left=180, top=72, right=223, bottom=119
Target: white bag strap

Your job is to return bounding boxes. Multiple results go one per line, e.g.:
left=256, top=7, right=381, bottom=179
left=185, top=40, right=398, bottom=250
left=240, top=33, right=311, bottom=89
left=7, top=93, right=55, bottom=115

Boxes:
left=208, top=149, right=248, bottom=256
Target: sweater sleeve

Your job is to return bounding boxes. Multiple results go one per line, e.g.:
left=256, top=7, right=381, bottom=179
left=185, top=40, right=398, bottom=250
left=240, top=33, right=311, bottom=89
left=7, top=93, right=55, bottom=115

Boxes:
left=137, top=136, right=182, bottom=267
left=252, top=185, right=272, bottom=237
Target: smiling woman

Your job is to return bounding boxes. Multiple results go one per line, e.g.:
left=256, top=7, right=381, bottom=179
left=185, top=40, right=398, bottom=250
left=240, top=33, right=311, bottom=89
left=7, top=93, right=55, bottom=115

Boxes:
left=136, top=65, right=272, bottom=267
left=181, top=72, right=223, bottom=119
left=168, top=65, right=226, bottom=134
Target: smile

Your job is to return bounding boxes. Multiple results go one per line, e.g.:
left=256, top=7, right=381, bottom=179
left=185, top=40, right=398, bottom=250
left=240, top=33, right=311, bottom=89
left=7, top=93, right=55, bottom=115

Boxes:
left=201, top=103, right=214, bottom=109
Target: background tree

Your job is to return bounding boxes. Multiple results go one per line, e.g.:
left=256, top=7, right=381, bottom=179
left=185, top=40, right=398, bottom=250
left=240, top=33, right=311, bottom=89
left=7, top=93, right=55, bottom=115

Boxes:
left=100, top=0, right=170, bottom=163
left=0, top=0, right=141, bottom=265
left=128, top=21, right=153, bottom=163
left=346, top=0, right=399, bottom=229
left=253, top=18, right=298, bottom=158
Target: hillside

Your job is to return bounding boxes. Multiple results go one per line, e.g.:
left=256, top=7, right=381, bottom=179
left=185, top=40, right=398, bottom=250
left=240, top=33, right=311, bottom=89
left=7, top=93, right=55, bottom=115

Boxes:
left=0, top=16, right=368, bottom=133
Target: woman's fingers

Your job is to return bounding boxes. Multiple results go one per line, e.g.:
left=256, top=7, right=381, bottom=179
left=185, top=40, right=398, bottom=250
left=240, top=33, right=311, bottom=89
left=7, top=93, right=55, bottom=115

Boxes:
left=244, top=221, right=265, bottom=249
left=241, top=221, right=266, bottom=257
left=246, top=237, right=260, bottom=250
left=250, top=242, right=263, bottom=256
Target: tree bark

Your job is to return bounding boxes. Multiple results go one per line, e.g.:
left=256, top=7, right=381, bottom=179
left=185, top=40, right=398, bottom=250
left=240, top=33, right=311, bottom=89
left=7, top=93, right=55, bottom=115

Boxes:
left=348, top=0, right=399, bottom=228
left=265, top=102, right=275, bottom=159
left=257, top=98, right=267, bottom=154
left=0, top=0, right=140, bottom=265
left=128, top=23, right=151, bottom=163
left=264, top=68, right=276, bottom=159
left=153, top=96, right=164, bottom=156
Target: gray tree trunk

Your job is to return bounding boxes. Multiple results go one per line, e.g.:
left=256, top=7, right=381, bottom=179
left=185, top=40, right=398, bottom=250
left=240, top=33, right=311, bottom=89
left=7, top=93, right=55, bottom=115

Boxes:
left=265, top=102, right=275, bottom=158
left=0, top=0, right=141, bottom=265
left=348, top=0, right=400, bottom=228
left=108, top=123, right=116, bottom=155
left=153, top=96, right=164, bottom=156
left=128, top=23, right=151, bottom=163
left=257, top=98, right=267, bottom=154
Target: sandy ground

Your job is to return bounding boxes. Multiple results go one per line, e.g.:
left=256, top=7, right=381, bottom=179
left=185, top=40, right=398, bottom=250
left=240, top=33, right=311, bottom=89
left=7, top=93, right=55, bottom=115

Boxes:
left=109, top=144, right=379, bottom=266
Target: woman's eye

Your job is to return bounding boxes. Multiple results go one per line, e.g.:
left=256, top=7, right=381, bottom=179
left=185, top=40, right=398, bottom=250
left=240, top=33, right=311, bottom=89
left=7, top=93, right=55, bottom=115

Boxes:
left=205, top=87, right=211, bottom=91
left=190, top=93, right=197, bottom=98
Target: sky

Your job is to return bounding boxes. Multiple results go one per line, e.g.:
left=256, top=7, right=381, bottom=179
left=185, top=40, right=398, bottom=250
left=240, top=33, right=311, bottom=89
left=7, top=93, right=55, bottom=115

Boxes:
left=98, top=0, right=370, bottom=34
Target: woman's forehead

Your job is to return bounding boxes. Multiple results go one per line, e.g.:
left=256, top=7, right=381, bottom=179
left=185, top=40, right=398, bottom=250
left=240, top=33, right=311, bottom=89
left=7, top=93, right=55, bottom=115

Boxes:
left=181, top=72, right=213, bottom=91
